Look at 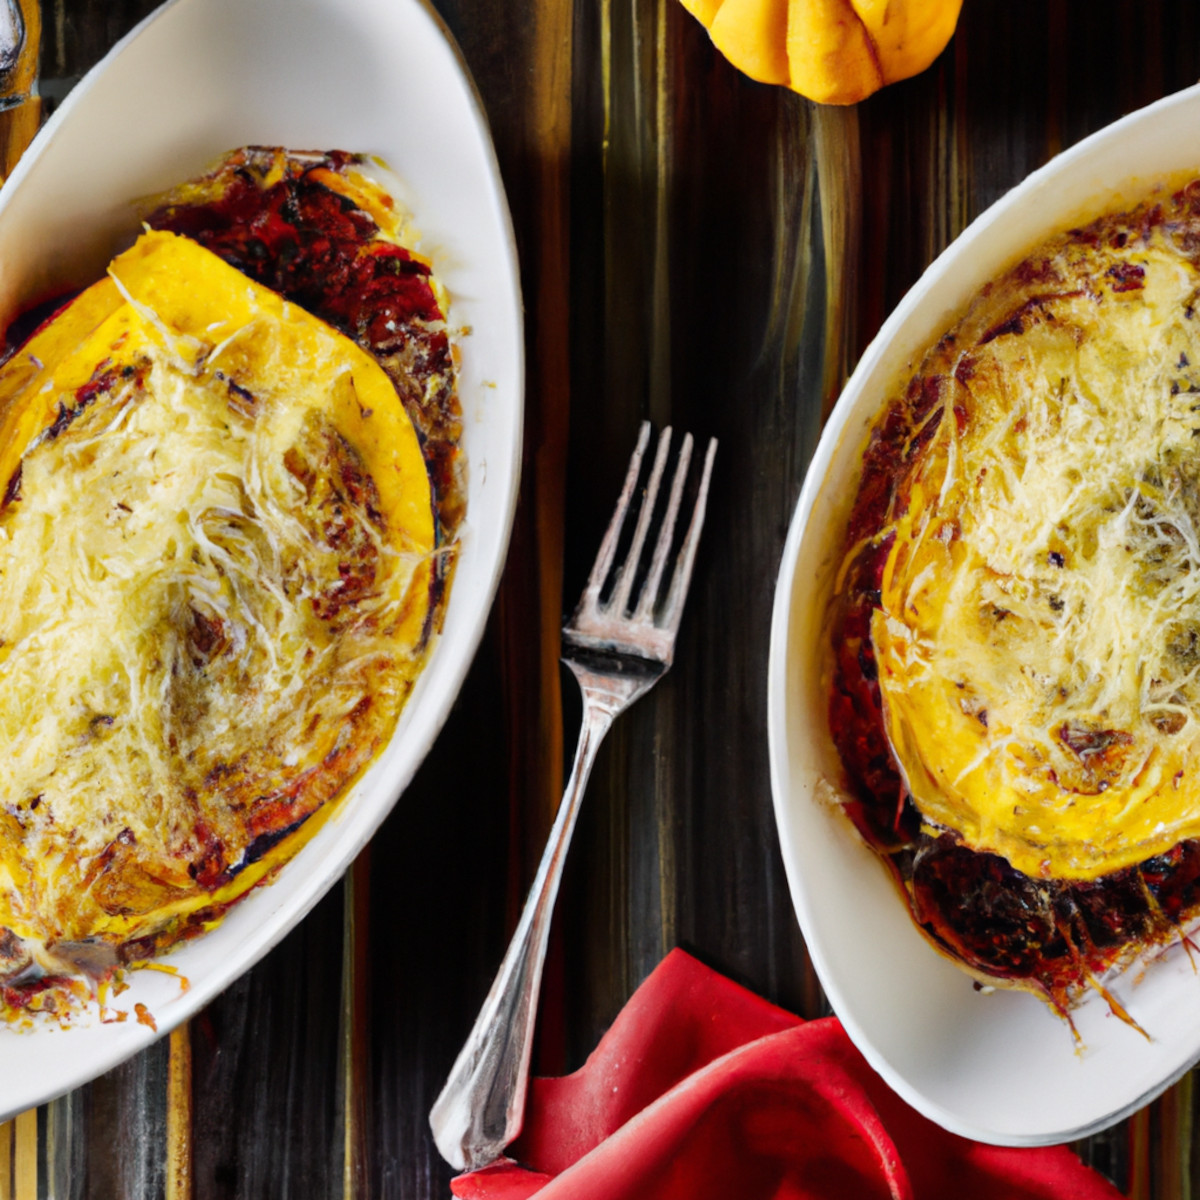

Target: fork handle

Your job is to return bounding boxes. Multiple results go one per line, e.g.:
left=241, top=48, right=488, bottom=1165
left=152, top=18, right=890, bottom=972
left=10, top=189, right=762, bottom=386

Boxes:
left=430, top=673, right=633, bottom=1172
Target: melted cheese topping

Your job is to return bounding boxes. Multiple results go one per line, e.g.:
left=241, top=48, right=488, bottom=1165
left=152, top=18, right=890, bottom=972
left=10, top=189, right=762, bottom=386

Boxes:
left=0, top=231, right=434, bottom=971
left=871, top=209, right=1200, bottom=880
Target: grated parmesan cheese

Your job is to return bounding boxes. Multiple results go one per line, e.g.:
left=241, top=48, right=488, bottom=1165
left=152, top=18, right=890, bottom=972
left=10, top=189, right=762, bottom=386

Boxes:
left=872, top=224, right=1200, bottom=879
left=0, top=231, right=436, bottom=977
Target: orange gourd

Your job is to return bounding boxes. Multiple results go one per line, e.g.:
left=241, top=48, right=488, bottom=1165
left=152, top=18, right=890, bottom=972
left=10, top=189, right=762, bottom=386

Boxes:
left=680, top=0, right=963, bottom=104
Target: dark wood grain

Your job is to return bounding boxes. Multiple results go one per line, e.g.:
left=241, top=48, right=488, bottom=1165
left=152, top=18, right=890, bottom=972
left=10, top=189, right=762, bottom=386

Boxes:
left=16, top=0, right=1200, bottom=1196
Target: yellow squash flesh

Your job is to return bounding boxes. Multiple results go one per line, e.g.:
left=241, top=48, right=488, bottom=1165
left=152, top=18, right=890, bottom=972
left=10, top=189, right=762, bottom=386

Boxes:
left=0, top=230, right=435, bottom=962
left=869, top=226, right=1200, bottom=882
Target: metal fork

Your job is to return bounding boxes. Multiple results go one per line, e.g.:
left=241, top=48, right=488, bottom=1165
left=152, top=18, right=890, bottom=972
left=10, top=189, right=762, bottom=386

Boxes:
left=429, top=422, right=717, bottom=1173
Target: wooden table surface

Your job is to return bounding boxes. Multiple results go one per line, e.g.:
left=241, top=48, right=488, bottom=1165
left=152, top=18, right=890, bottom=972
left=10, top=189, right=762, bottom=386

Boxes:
left=3, top=0, right=1200, bottom=1196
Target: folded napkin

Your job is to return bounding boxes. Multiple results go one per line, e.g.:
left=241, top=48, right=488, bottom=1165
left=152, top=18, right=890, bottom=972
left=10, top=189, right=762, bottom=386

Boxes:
left=451, top=949, right=1123, bottom=1200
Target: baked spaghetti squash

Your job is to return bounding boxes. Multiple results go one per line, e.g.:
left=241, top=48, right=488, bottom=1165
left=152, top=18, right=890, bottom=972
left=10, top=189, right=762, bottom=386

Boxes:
left=830, top=177, right=1200, bottom=1016
left=0, top=149, right=458, bottom=1014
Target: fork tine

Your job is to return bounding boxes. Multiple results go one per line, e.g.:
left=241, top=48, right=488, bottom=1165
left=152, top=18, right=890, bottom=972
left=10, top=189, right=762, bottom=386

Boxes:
left=658, top=436, right=717, bottom=635
left=431, top=423, right=715, bottom=1175
left=607, top=425, right=673, bottom=615
left=634, top=432, right=693, bottom=620
left=581, top=421, right=651, bottom=603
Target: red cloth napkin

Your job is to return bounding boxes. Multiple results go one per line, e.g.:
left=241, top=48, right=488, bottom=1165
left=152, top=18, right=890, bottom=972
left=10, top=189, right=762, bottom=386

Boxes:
left=451, top=949, right=1124, bottom=1200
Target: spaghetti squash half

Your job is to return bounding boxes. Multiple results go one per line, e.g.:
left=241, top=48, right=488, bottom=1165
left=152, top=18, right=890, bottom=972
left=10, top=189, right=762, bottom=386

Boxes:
left=830, top=177, right=1200, bottom=1015
left=0, top=150, right=457, bottom=1012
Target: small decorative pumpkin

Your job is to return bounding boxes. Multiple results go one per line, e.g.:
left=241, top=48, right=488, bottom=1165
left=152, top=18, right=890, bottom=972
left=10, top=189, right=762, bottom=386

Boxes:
left=681, top=0, right=963, bottom=105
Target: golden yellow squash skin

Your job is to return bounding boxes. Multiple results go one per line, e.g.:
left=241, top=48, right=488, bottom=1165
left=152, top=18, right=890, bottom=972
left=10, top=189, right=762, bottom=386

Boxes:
left=708, top=0, right=791, bottom=86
